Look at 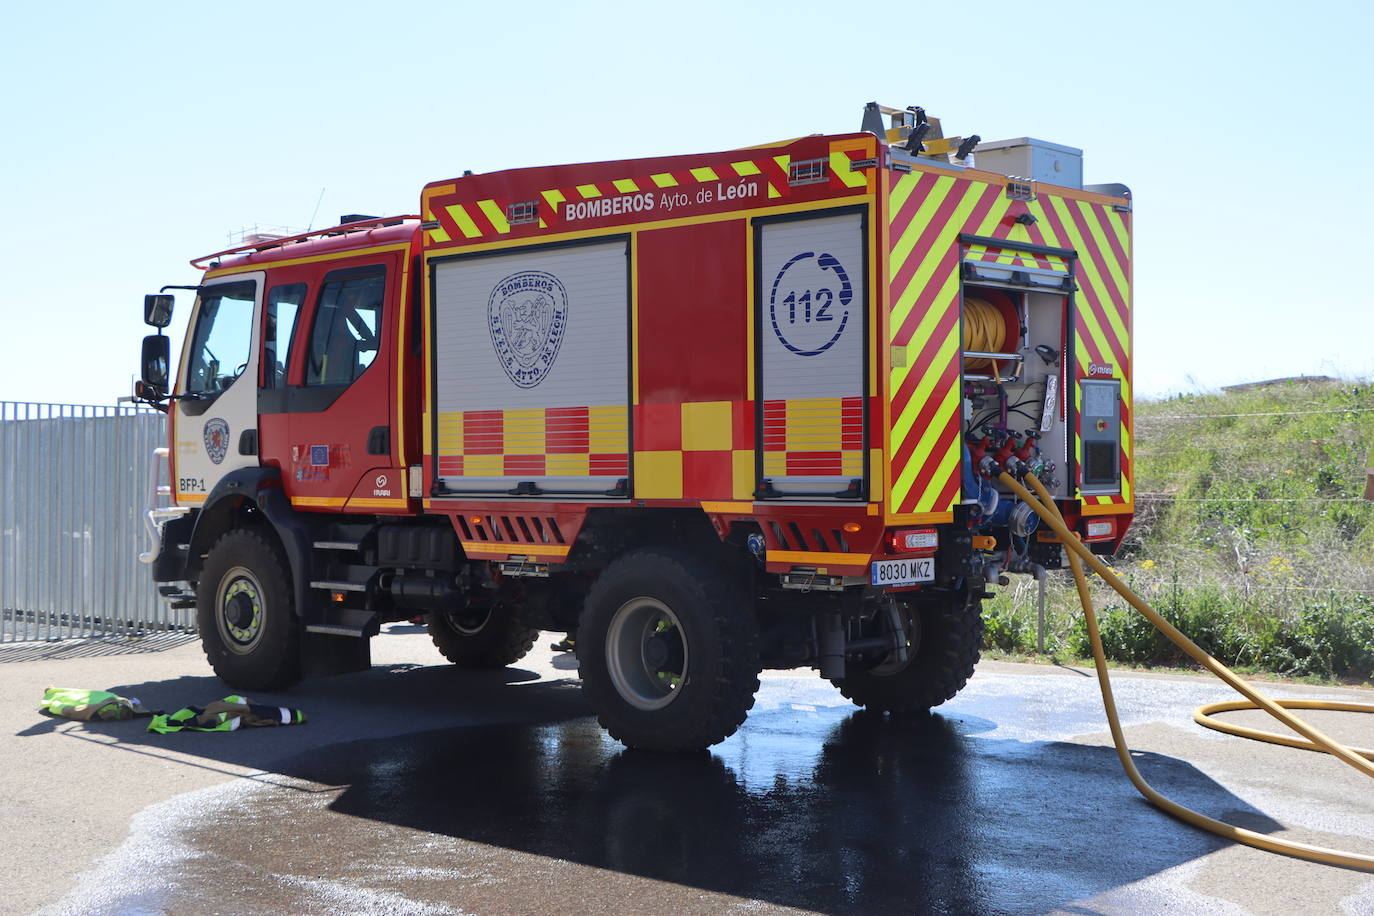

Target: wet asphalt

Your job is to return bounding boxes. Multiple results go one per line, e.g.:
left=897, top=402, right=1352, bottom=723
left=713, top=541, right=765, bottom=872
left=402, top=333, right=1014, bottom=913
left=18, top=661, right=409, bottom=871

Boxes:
left=13, top=627, right=1374, bottom=915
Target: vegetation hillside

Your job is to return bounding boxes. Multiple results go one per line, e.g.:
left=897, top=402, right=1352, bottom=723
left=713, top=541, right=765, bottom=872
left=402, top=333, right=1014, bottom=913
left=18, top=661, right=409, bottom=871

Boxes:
left=982, top=378, right=1374, bottom=682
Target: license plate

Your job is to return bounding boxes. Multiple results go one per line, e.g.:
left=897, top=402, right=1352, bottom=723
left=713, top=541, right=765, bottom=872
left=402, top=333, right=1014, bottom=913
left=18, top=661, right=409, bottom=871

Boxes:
left=870, top=557, right=935, bottom=587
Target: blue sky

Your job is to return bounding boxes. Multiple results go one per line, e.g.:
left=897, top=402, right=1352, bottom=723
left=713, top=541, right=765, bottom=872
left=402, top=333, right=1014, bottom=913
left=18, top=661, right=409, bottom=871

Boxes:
left=2, top=1, right=1370, bottom=406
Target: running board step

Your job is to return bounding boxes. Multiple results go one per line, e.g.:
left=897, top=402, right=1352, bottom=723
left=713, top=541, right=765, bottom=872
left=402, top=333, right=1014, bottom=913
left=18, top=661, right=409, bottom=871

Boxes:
left=305, top=623, right=371, bottom=637
left=310, top=580, right=367, bottom=592
left=313, top=540, right=362, bottom=551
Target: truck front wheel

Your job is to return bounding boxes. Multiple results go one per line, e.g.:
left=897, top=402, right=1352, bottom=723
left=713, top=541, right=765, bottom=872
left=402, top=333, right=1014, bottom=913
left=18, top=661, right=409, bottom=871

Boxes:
left=831, top=592, right=983, bottom=713
left=425, top=600, right=538, bottom=668
left=197, top=528, right=301, bottom=690
left=578, top=548, right=760, bottom=752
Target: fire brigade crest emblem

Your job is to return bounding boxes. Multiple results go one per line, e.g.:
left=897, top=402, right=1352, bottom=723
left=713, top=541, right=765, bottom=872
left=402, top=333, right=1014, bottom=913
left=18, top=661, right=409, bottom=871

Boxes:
left=203, top=418, right=230, bottom=465
left=488, top=270, right=568, bottom=389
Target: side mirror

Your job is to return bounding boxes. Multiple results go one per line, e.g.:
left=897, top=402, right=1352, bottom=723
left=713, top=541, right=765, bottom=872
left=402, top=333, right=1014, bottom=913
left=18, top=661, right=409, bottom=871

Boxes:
left=144, top=294, right=175, bottom=328
left=141, top=334, right=171, bottom=392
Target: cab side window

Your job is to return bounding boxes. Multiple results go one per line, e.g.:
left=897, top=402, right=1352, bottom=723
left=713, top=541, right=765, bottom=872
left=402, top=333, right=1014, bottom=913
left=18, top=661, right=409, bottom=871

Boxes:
left=305, top=266, right=386, bottom=387
left=264, top=283, right=306, bottom=389
left=184, top=280, right=256, bottom=396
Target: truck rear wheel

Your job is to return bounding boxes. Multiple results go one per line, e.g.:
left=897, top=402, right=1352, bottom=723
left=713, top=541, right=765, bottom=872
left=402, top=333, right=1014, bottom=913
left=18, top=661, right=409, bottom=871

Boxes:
left=831, top=592, right=983, bottom=713
left=425, top=600, right=538, bottom=668
left=578, top=548, right=760, bottom=752
left=197, top=528, right=301, bottom=691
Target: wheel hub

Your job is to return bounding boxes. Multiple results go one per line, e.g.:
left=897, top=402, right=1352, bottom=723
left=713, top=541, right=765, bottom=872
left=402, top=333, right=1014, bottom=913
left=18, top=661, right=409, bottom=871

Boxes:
left=225, top=591, right=255, bottom=629
left=643, top=631, right=683, bottom=672
left=605, top=598, right=689, bottom=711
left=218, top=571, right=264, bottom=652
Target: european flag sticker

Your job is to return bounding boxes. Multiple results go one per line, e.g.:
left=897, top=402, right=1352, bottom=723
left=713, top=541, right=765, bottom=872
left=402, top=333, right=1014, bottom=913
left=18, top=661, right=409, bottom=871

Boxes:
left=310, top=445, right=329, bottom=467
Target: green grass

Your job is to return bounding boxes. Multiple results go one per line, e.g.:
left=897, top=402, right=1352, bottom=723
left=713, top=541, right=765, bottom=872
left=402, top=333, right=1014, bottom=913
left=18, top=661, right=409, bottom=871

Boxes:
left=981, top=378, right=1374, bottom=683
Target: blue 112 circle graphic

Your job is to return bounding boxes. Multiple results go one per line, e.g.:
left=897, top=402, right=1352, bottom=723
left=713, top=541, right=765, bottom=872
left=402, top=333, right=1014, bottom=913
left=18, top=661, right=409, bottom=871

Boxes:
left=768, top=251, right=852, bottom=356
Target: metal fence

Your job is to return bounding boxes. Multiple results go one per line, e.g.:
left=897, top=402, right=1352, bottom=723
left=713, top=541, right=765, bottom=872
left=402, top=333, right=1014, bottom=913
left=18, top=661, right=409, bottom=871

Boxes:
left=0, top=402, right=192, bottom=642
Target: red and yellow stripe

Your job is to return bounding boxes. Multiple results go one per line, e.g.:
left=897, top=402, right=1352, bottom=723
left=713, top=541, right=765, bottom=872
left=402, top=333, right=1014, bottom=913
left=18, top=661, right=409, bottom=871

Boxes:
left=886, top=171, right=1010, bottom=517
left=884, top=168, right=1132, bottom=517
left=1018, top=192, right=1133, bottom=510
left=436, top=406, right=628, bottom=478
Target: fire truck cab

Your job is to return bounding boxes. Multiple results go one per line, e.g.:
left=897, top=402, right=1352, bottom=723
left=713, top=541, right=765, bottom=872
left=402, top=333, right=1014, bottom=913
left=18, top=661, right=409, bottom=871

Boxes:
left=136, top=102, right=1133, bottom=751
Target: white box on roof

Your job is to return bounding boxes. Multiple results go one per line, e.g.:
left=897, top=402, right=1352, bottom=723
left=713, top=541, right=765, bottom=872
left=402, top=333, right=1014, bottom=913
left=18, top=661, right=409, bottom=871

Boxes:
left=973, top=137, right=1083, bottom=189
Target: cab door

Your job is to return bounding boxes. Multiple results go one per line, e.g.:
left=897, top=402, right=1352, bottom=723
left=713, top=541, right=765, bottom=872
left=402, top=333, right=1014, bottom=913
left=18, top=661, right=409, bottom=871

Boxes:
left=172, top=274, right=263, bottom=506
left=280, top=255, right=401, bottom=510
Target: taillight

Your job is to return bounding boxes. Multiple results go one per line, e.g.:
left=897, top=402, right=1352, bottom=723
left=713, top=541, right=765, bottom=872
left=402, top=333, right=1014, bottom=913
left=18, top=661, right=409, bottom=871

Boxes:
left=886, top=527, right=938, bottom=555
left=1083, top=519, right=1115, bottom=542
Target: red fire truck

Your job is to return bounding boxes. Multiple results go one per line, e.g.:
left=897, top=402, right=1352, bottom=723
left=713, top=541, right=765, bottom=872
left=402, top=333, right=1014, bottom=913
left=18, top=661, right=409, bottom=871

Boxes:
left=135, top=103, right=1133, bottom=751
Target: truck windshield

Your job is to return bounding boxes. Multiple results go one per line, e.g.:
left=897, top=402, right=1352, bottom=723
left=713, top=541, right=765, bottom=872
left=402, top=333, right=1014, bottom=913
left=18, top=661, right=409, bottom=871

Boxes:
left=184, top=281, right=256, bottom=396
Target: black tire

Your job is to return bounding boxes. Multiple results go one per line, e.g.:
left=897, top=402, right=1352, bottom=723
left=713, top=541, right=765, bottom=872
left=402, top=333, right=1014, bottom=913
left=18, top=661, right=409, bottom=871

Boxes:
left=578, top=547, right=760, bottom=752
left=831, top=592, right=983, bottom=713
left=425, top=600, right=538, bottom=668
left=197, top=527, right=301, bottom=690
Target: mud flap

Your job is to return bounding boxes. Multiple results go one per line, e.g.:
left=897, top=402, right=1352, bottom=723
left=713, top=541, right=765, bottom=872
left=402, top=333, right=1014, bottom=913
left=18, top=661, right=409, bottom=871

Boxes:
left=301, top=631, right=372, bottom=679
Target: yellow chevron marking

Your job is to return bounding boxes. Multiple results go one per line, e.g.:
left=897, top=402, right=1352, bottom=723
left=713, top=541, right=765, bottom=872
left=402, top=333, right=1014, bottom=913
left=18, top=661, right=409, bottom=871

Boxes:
left=890, top=300, right=959, bottom=447
left=1005, top=221, right=1034, bottom=247
left=767, top=182, right=781, bottom=199
left=830, top=151, right=867, bottom=189
left=1075, top=297, right=1124, bottom=373
left=914, top=428, right=963, bottom=513
left=1106, top=206, right=1131, bottom=256
left=732, top=160, right=762, bottom=176
left=575, top=183, right=602, bottom=198
left=891, top=266, right=959, bottom=389
left=651, top=173, right=678, bottom=188
left=1047, top=197, right=1128, bottom=346
left=541, top=189, right=567, bottom=212
left=427, top=226, right=451, bottom=243
left=972, top=195, right=1011, bottom=236
left=1076, top=200, right=1129, bottom=302
left=891, top=384, right=960, bottom=512
left=889, top=329, right=959, bottom=509
left=773, top=154, right=791, bottom=174
left=477, top=200, right=510, bottom=234
left=890, top=184, right=982, bottom=331
left=888, top=172, right=923, bottom=217
left=889, top=175, right=955, bottom=281
left=1028, top=200, right=1060, bottom=247
left=445, top=204, right=482, bottom=239
left=1042, top=210, right=1122, bottom=369
left=690, top=166, right=719, bottom=182
left=613, top=178, right=640, bottom=193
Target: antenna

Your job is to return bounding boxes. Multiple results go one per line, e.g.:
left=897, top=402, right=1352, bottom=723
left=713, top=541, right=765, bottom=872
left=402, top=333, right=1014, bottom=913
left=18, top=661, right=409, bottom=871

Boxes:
left=307, top=187, right=326, bottom=231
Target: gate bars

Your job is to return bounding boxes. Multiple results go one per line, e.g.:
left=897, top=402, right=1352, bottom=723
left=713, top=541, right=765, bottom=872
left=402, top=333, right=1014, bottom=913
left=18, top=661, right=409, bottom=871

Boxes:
left=0, top=402, right=191, bottom=642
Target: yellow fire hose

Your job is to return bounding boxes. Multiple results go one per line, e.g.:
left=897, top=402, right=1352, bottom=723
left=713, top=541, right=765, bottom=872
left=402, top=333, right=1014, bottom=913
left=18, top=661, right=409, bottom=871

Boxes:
left=999, top=471, right=1374, bottom=871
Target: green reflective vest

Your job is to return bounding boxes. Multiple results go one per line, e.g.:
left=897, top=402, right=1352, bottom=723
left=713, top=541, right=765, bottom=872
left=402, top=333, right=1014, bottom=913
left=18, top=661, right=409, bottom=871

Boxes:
left=147, top=695, right=307, bottom=733
left=40, top=687, right=151, bottom=722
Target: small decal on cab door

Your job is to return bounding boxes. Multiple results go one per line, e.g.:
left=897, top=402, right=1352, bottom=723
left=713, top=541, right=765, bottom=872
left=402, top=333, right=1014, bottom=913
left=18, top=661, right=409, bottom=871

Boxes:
left=203, top=418, right=230, bottom=465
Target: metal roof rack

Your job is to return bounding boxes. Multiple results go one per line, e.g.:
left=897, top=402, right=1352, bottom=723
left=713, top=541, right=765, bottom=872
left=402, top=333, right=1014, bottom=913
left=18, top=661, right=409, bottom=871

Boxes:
left=190, top=214, right=420, bottom=269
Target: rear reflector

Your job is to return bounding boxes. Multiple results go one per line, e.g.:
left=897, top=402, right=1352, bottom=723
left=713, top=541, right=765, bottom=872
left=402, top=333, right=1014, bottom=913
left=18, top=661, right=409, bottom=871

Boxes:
left=1084, top=519, right=1115, bottom=541
left=886, top=527, right=938, bottom=554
